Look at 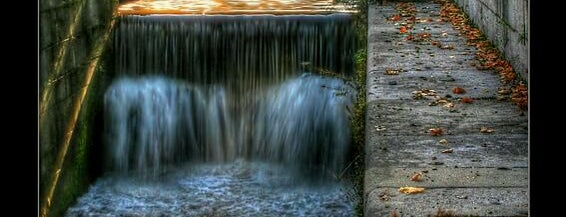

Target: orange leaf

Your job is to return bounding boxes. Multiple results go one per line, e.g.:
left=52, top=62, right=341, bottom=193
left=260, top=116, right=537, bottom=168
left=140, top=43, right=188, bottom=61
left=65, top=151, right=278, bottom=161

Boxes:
left=410, top=173, right=423, bottom=182
left=399, top=187, right=425, bottom=194
left=399, top=26, right=407, bottom=33
left=452, top=87, right=466, bottom=94
left=389, top=14, right=401, bottom=21
left=429, top=128, right=443, bottom=136
left=460, top=97, right=474, bottom=103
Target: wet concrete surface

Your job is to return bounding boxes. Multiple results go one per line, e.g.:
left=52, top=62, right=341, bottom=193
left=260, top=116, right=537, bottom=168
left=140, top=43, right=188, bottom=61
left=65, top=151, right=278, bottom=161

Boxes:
left=365, top=1, right=528, bottom=216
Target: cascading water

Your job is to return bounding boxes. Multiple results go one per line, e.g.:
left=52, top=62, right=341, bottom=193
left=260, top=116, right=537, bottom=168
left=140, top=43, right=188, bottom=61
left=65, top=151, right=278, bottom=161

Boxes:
left=67, top=11, right=358, bottom=216
left=104, top=74, right=355, bottom=178
left=114, top=15, right=355, bottom=94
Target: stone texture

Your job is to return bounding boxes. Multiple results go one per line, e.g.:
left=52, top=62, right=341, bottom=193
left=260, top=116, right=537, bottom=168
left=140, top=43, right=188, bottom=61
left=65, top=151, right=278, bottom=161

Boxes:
left=454, top=0, right=529, bottom=81
left=39, top=0, right=118, bottom=216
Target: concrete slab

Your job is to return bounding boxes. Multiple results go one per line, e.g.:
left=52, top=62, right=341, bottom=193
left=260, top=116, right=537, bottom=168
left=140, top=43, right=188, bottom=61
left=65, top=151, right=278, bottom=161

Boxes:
left=367, top=70, right=501, bottom=100
left=366, top=134, right=528, bottom=168
left=366, top=100, right=528, bottom=136
left=365, top=167, right=527, bottom=192
left=366, top=187, right=528, bottom=217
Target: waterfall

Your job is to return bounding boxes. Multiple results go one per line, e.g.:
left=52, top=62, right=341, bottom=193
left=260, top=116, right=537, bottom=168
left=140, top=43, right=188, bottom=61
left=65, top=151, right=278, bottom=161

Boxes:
left=105, top=74, right=355, bottom=178
left=106, top=13, right=357, bottom=179
left=114, top=14, right=356, bottom=92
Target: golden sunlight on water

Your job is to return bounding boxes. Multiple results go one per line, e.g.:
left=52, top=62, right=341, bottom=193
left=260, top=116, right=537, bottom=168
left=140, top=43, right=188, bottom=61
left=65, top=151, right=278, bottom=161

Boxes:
left=117, top=0, right=356, bottom=15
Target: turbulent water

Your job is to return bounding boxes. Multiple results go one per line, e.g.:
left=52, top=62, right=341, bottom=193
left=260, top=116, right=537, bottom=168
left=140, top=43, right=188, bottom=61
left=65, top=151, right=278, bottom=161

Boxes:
left=68, top=74, right=357, bottom=216
left=66, top=161, right=355, bottom=217
left=103, top=74, right=356, bottom=178
left=67, top=12, right=358, bottom=216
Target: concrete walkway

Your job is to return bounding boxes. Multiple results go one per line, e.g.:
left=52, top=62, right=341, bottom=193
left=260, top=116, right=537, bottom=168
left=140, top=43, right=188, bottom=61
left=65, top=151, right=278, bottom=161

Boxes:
left=364, top=1, right=528, bottom=216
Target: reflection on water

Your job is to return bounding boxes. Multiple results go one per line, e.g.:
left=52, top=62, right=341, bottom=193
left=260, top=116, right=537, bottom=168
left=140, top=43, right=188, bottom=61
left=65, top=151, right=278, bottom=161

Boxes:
left=118, top=0, right=356, bottom=15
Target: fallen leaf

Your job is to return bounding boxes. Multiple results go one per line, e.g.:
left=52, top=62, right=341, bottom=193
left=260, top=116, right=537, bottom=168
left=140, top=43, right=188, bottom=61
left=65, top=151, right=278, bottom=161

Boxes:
left=498, top=88, right=511, bottom=95
left=399, top=26, right=407, bottom=33
left=480, top=127, right=495, bottom=133
left=417, top=32, right=431, bottom=39
left=379, top=191, right=391, bottom=201
left=452, top=87, right=466, bottom=94
left=439, top=139, right=449, bottom=144
left=442, top=102, right=455, bottom=108
left=375, top=125, right=387, bottom=131
left=429, top=98, right=450, bottom=106
left=441, top=148, right=454, bottom=153
left=389, top=14, right=401, bottom=21
left=385, top=68, right=401, bottom=75
left=429, top=128, right=443, bottom=136
left=412, top=89, right=437, bottom=99
left=441, top=45, right=455, bottom=50
left=460, top=97, right=474, bottom=103
left=512, top=83, right=528, bottom=110
left=391, top=210, right=398, bottom=217
left=437, top=99, right=450, bottom=104
left=410, top=173, right=423, bottom=182
left=399, top=186, right=425, bottom=194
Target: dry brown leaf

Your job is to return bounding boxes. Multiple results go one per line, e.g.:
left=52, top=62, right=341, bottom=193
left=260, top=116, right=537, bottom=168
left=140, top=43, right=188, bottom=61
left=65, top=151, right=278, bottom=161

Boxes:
left=410, top=173, right=423, bottom=182
left=412, top=89, right=437, bottom=99
left=429, top=98, right=451, bottom=106
left=441, top=148, right=454, bottom=153
left=452, top=87, right=466, bottom=94
left=429, top=128, right=443, bottom=136
left=391, top=210, right=398, bottom=217
left=389, top=14, right=401, bottom=21
left=385, top=68, right=401, bottom=75
left=399, top=186, right=425, bottom=194
left=441, top=45, right=455, bottom=50
left=480, top=127, right=495, bottom=133
left=512, top=83, right=528, bottom=110
left=439, top=139, right=449, bottom=144
left=498, top=88, right=511, bottom=95
left=378, top=191, right=391, bottom=201
left=399, top=26, right=407, bottom=33
left=443, top=102, right=455, bottom=108
left=437, top=99, right=449, bottom=104
left=460, top=97, right=474, bottom=103
left=431, top=41, right=441, bottom=47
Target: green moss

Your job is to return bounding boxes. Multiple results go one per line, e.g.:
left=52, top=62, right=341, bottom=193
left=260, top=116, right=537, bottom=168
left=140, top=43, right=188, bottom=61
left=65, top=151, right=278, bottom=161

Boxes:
left=46, top=39, right=113, bottom=217
left=48, top=120, right=91, bottom=217
left=338, top=1, right=368, bottom=215
left=351, top=47, right=367, bottom=217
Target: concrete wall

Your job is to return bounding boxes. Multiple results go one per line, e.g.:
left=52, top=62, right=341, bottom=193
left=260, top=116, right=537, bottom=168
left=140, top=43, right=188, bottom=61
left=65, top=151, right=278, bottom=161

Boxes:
left=39, top=0, right=118, bottom=216
left=454, top=0, right=528, bottom=81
